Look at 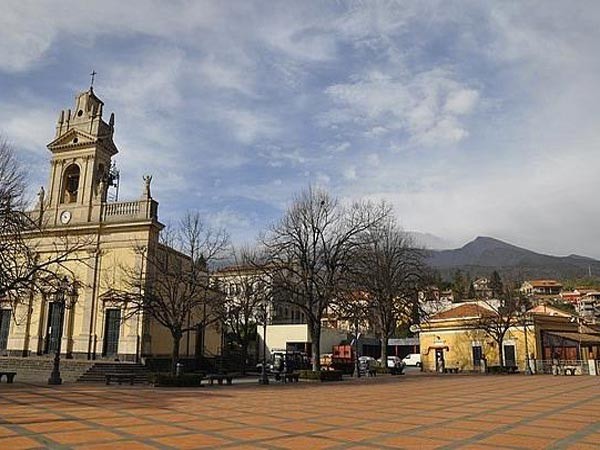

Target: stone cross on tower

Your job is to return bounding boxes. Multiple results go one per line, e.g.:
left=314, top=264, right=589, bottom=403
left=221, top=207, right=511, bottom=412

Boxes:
left=90, top=70, right=97, bottom=88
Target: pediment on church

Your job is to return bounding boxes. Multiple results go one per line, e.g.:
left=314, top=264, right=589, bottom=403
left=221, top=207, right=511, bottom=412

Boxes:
left=47, top=129, right=98, bottom=151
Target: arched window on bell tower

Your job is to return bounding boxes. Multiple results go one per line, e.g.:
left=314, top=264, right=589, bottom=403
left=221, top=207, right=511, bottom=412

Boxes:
left=61, top=164, right=81, bottom=204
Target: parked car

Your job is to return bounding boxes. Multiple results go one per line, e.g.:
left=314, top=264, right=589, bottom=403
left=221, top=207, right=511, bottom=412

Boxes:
left=379, top=356, right=406, bottom=374
left=402, top=353, right=422, bottom=367
left=358, top=355, right=378, bottom=376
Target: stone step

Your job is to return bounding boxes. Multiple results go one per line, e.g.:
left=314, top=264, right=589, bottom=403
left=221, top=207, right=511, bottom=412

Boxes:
left=76, top=361, right=151, bottom=383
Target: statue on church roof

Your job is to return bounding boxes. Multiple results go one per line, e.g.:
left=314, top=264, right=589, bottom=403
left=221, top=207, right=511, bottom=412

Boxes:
left=36, top=186, right=45, bottom=210
left=143, top=174, right=153, bottom=198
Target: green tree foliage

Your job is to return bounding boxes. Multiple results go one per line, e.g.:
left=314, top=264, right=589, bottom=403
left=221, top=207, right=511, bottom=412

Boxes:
left=489, top=270, right=504, bottom=298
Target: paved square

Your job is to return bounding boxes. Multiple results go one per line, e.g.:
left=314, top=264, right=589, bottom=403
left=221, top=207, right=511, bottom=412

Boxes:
left=0, top=375, right=598, bottom=449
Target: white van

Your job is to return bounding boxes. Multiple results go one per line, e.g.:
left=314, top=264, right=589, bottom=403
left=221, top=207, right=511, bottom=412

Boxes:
left=402, top=353, right=422, bottom=367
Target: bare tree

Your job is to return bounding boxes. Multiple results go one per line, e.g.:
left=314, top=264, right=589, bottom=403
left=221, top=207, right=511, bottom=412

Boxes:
left=0, top=137, right=90, bottom=307
left=477, top=282, right=527, bottom=367
left=350, top=217, right=426, bottom=366
left=113, top=211, right=229, bottom=374
left=213, top=245, right=269, bottom=375
left=262, top=186, right=389, bottom=371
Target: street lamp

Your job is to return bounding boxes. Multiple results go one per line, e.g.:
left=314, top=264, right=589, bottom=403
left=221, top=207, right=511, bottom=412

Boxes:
left=521, top=304, right=532, bottom=375
left=48, top=276, right=78, bottom=385
left=353, top=312, right=361, bottom=378
left=257, top=301, right=269, bottom=385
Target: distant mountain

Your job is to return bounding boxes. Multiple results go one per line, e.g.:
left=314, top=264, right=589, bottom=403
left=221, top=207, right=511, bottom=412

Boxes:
left=407, top=231, right=453, bottom=250
left=426, top=236, right=600, bottom=280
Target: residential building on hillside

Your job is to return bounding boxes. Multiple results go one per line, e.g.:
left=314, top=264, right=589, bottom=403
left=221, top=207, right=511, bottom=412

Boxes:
left=577, top=292, right=600, bottom=324
left=520, top=280, right=563, bottom=296
left=472, top=278, right=493, bottom=298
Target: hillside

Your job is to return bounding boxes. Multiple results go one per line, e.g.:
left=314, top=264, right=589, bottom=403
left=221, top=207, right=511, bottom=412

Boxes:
left=426, top=236, right=600, bottom=280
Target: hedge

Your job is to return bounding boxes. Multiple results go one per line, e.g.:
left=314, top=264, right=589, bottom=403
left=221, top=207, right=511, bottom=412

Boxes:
left=150, top=373, right=205, bottom=387
left=298, top=370, right=343, bottom=382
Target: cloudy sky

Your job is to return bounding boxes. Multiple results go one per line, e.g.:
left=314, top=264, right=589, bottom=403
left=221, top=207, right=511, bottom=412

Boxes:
left=2, top=1, right=600, bottom=258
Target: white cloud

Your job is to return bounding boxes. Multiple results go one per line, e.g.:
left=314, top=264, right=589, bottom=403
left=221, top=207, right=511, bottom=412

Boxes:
left=324, top=69, right=479, bottom=147
left=444, top=89, right=479, bottom=115
left=219, top=109, right=279, bottom=145
left=343, top=166, right=357, bottom=180
left=3, top=1, right=600, bottom=259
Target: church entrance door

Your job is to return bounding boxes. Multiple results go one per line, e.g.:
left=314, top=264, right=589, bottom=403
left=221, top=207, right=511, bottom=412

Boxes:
left=103, top=309, right=121, bottom=357
left=0, top=309, right=11, bottom=351
left=45, top=302, right=64, bottom=354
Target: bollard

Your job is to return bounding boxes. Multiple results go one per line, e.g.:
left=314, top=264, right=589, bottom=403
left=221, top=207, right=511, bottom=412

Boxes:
left=176, top=362, right=183, bottom=377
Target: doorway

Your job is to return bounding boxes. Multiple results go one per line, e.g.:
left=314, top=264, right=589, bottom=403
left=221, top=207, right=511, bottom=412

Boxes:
left=0, top=309, right=11, bottom=351
left=45, top=302, right=64, bottom=354
left=103, top=309, right=121, bottom=358
left=503, top=343, right=516, bottom=367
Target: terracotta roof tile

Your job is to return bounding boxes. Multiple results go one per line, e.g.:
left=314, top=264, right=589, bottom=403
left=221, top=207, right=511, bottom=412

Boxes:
left=431, top=303, right=494, bottom=320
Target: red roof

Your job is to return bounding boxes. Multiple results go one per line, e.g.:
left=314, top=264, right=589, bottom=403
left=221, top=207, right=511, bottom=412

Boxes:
left=528, top=280, right=562, bottom=288
left=431, top=303, right=494, bottom=320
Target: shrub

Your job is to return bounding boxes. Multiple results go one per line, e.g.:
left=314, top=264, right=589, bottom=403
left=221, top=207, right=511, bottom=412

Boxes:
left=150, top=373, right=204, bottom=387
left=298, top=370, right=343, bottom=382
left=486, top=365, right=519, bottom=375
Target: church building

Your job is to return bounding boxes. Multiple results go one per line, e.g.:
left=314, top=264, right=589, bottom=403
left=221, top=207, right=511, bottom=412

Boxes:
left=1, top=86, right=220, bottom=363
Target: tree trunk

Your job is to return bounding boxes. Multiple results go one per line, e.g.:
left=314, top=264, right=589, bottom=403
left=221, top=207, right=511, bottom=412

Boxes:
left=310, top=322, right=321, bottom=372
left=497, top=338, right=504, bottom=367
left=171, top=333, right=182, bottom=375
left=380, top=335, right=388, bottom=369
left=240, top=339, right=248, bottom=376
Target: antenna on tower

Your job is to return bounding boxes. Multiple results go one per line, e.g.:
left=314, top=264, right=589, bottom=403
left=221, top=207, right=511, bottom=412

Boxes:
left=107, top=161, right=120, bottom=202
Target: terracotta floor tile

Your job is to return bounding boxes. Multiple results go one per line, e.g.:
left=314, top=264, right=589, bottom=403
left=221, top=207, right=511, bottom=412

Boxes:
left=0, top=436, right=43, bottom=449
left=92, top=416, right=153, bottom=427
left=269, top=435, right=340, bottom=449
left=74, top=441, right=158, bottom=450
left=0, top=426, right=18, bottom=437
left=314, top=428, right=383, bottom=442
left=272, top=421, right=333, bottom=434
left=122, top=423, right=188, bottom=437
left=219, top=427, right=288, bottom=441
left=565, top=444, right=600, bottom=450
left=356, top=421, right=419, bottom=433
left=152, top=433, right=230, bottom=449
left=381, top=435, right=448, bottom=449
left=21, top=420, right=91, bottom=434
left=478, top=433, right=555, bottom=449
left=46, top=429, right=122, bottom=445
left=415, top=426, right=482, bottom=440
left=179, top=419, right=241, bottom=431
left=510, top=424, right=575, bottom=439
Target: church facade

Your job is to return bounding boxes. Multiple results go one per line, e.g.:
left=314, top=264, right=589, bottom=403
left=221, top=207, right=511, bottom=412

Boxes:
left=2, top=87, right=220, bottom=362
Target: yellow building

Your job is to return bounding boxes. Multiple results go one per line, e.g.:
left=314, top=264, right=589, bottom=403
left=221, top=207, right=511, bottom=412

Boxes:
left=1, top=87, right=220, bottom=362
left=418, top=302, right=600, bottom=373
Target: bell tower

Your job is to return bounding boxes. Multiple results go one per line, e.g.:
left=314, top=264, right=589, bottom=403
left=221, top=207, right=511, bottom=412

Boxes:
left=45, top=87, right=118, bottom=226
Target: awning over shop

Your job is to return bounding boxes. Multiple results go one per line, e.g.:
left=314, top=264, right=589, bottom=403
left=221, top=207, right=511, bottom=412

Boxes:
left=546, top=331, right=600, bottom=345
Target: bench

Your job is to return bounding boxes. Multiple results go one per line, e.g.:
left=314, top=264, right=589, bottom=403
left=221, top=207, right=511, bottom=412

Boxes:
left=105, top=373, right=136, bottom=385
left=283, top=372, right=299, bottom=383
left=0, top=372, right=16, bottom=383
left=444, top=367, right=460, bottom=374
left=563, top=366, right=579, bottom=376
left=206, top=374, right=233, bottom=385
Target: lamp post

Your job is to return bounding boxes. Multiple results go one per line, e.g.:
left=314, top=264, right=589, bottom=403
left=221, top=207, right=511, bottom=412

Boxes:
left=521, top=304, right=532, bottom=375
left=48, top=276, right=78, bottom=385
left=258, top=301, right=269, bottom=385
left=353, top=311, right=361, bottom=378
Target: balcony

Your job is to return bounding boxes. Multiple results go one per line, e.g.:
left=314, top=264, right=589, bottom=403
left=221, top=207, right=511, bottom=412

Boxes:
left=102, top=199, right=158, bottom=223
